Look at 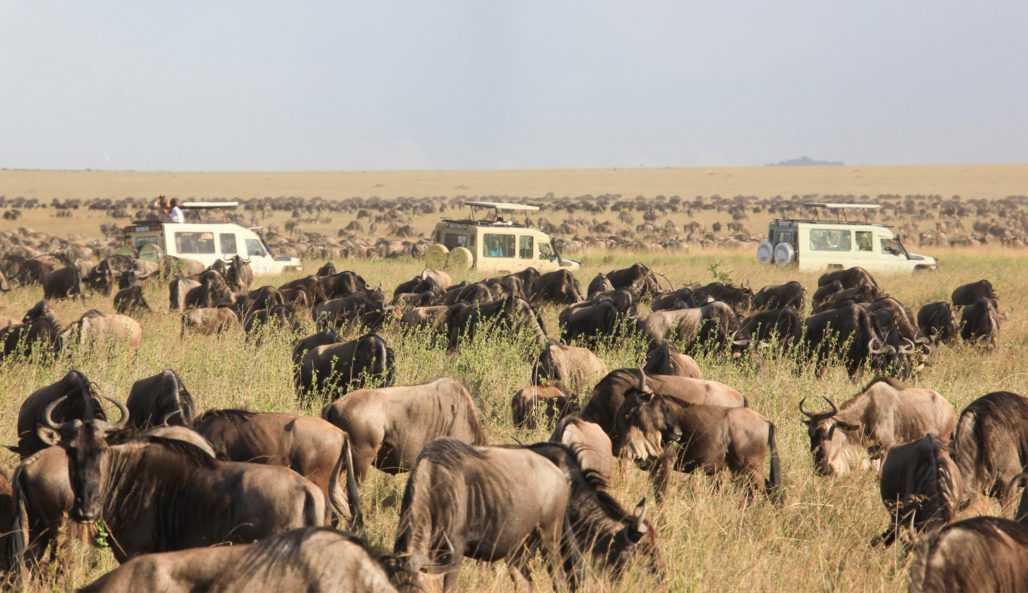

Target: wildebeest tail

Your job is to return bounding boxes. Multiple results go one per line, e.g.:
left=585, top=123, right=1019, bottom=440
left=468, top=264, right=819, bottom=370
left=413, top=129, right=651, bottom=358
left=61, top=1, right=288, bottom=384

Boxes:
left=7, top=465, right=30, bottom=570
left=766, top=422, right=784, bottom=505
left=328, top=437, right=363, bottom=532
left=951, top=405, right=981, bottom=499
left=905, top=533, right=938, bottom=593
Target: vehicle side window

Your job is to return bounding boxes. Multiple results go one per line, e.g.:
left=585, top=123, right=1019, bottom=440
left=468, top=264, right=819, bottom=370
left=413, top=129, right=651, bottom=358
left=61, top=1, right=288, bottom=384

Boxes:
left=483, top=233, right=515, bottom=258
left=881, top=238, right=903, bottom=256
left=539, top=242, right=554, bottom=260
left=519, top=236, right=533, bottom=259
left=245, top=238, right=267, bottom=257
left=443, top=233, right=472, bottom=250
left=809, top=229, right=852, bottom=252
left=855, top=231, right=873, bottom=252
left=175, top=232, right=216, bottom=254
left=220, top=233, right=238, bottom=255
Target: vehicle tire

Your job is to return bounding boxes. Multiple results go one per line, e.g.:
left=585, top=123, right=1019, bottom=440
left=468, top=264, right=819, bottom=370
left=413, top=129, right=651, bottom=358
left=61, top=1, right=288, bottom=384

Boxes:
left=756, top=240, right=774, bottom=264
left=773, top=242, right=795, bottom=266
left=424, top=243, right=449, bottom=270
left=447, top=247, right=474, bottom=271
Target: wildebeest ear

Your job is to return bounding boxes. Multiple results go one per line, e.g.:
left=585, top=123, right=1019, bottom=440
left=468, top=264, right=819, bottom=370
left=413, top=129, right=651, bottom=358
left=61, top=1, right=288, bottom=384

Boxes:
left=633, top=498, right=648, bottom=522
left=37, top=425, right=62, bottom=446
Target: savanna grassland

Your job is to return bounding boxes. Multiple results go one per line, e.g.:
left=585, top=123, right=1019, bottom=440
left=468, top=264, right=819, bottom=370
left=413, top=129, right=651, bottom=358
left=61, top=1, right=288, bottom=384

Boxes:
left=2, top=246, right=1026, bottom=593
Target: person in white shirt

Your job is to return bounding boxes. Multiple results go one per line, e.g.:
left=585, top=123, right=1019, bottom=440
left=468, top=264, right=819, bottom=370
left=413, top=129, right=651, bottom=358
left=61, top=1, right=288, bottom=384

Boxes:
left=169, top=199, right=185, bottom=223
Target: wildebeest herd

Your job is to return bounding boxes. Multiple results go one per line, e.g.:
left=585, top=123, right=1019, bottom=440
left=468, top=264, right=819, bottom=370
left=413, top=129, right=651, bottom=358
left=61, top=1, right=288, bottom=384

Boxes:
left=0, top=257, right=1024, bottom=592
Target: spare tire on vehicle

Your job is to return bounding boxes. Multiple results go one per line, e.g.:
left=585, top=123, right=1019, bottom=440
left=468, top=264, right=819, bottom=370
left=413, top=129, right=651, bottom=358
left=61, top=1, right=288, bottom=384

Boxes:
left=447, top=247, right=474, bottom=271
left=756, top=240, right=774, bottom=264
left=424, top=243, right=449, bottom=270
left=773, top=242, right=795, bottom=266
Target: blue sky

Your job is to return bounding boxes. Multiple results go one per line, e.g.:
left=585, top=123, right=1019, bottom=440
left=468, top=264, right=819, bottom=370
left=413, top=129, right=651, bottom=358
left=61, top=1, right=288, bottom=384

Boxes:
left=2, top=1, right=1026, bottom=170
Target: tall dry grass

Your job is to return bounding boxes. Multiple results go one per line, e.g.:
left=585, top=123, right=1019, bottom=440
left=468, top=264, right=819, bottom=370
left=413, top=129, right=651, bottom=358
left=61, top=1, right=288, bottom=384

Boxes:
left=1, top=247, right=1025, bottom=592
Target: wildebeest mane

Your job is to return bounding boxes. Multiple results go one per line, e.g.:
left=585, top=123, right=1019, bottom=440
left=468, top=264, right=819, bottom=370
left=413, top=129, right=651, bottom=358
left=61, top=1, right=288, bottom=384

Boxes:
left=858, top=375, right=905, bottom=393
left=113, top=434, right=219, bottom=469
left=193, top=408, right=257, bottom=424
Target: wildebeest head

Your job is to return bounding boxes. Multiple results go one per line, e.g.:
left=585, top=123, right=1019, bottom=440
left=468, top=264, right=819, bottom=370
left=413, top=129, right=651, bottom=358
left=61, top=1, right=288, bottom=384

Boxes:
left=38, top=391, right=129, bottom=522
left=613, top=374, right=662, bottom=460
left=23, top=300, right=56, bottom=324
left=601, top=498, right=661, bottom=579
left=799, top=397, right=859, bottom=476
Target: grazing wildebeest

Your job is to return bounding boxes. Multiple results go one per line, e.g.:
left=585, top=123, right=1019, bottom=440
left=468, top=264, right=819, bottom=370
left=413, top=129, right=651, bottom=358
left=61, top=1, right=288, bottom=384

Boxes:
left=61, top=310, right=143, bottom=352
left=951, top=279, right=997, bottom=308
left=394, top=439, right=661, bottom=592
left=225, top=255, right=254, bottom=292
left=917, top=302, right=958, bottom=345
left=799, top=377, right=956, bottom=476
left=319, top=270, right=369, bottom=300
left=531, top=269, right=582, bottom=305
left=580, top=368, right=745, bottom=440
left=291, top=329, right=340, bottom=366
left=126, top=370, right=196, bottom=429
left=960, top=297, right=1000, bottom=348
left=615, top=394, right=782, bottom=503
left=802, top=302, right=893, bottom=378
left=114, top=285, right=151, bottom=315
left=444, top=281, right=492, bottom=305
left=445, top=296, right=547, bottom=351
left=41, top=262, right=83, bottom=300
left=604, top=263, right=663, bottom=299
left=587, top=272, right=614, bottom=298
left=650, top=287, right=703, bottom=311
left=168, top=277, right=201, bottom=312
left=185, top=270, right=236, bottom=309
left=322, top=378, right=486, bottom=481
left=242, top=303, right=304, bottom=337
left=818, top=266, right=881, bottom=292
left=77, top=528, right=420, bottom=593
left=13, top=369, right=106, bottom=459
left=690, top=282, right=753, bottom=315
left=511, top=384, right=579, bottom=430
left=731, top=307, right=803, bottom=352
left=906, top=516, right=1028, bottom=593
left=752, top=281, right=806, bottom=312
left=317, top=261, right=338, bottom=276
left=0, top=306, right=63, bottom=362
left=396, top=305, right=450, bottom=336
left=643, top=341, right=702, bottom=378
left=549, top=416, right=615, bottom=485
left=279, top=275, right=328, bottom=307
left=244, top=285, right=286, bottom=313
left=180, top=307, right=240, bottom=336
left=559, top=299, right=621, bottom=345
left=193, top=410, right=362, bottom=529
left=313, top=289, right=386, bottom=332
left=636, top=302, right=738, bottom=350
left=296, top=333, right=395, bottom=402
left=532, top=341, right=609, bottom=395
left=950, top=391, right=1028, bottom=510
left=873, top=435, right=962, bottom=547
left=39, top=403, right=334, bottom=561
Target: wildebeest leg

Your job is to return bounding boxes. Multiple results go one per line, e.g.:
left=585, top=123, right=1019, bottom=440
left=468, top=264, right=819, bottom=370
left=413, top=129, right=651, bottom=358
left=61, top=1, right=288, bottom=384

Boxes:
left=651, top=442, right=681, bottom=504
left=507, top=561, right=534, bottom=593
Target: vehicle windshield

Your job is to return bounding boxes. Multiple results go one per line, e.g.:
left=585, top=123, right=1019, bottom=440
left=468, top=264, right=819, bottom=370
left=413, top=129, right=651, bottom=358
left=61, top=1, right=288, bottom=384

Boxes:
left=880, top=237, right=907, bottom=258
left=539, top=241, right=555, bottom=260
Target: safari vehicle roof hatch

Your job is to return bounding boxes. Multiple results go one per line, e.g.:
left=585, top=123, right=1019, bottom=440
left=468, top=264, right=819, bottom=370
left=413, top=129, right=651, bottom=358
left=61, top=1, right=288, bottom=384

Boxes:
left=180, top=201, right=239, bottom=209
left=801, top=202, right=881, bottom=223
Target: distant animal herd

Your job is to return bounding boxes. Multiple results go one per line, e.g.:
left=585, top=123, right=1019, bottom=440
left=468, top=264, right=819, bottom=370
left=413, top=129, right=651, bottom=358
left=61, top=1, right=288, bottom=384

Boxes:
left=0, top=254, right=1024, bottom=592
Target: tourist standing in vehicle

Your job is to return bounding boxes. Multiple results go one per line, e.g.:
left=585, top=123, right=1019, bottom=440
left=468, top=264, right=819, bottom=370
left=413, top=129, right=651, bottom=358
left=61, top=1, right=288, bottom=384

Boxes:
left=169, top=199, right=185, bottom=223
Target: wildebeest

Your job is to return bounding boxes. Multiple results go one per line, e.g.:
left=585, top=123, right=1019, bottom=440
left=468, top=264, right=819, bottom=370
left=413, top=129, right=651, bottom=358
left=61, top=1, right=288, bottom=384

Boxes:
left=531, top=269, right=582, bottom=304
left=587, top=272, right=614, bottom=298
left=61, top=310, right=143, bottom=352
left=960, top=297, right=1000, bottom=348
left=38, top=403, right=335, bottom=561
left=445, top=296, right=547, bottom=351
left=291, top=329, right=340, bottom=367
left=580, top=368, right=745, bottom=439
left=950, top=391, right=1028, bottom=510
left=951, top=279, right=997, bottom=308
left=13, top=369, right=106, bottom=459
left=650, top=287, right=703, bottom=311
left=799, top=377, right=956, bottom=476
left=180, top=307, right=240, bottom=336
left=313, top=289, right=387, bottom=332
left=243, top=285, right=286, bottom=314
left=0, top=303, right=63, bottom=362
left=690, top=282, right=753, bottom=316
left=279, top=275, right=328, bottom=308
left=242, top=303, right=304, bottom=337
left=532, top=341, right=609, bottom=395
left=511, top=384, right=579, bottom=430
left=917, top=302, right=958, bottom=345
left=168, top=277, right=201, bottom=312
left=752, top=280, right=806, bottom=312
left=818, top=266, right=881, bottom=292
left=394, top=439, right=661, bottom=592
left=0, top=468, right=14, bottom=571
left=802, top=302, right=893, bottom=378
left=604, top=263, right=663, bottom=299
left=873, top=435, right=962, bottom=547
left=83, top=259, right=115, bottom=296
left=396, top=305, right=450, bottom=336
left=296, top=333, right=395, bottom=402
left=906, top=516, right=1028, bottom=593
left=193, top=410, right=362, bottom=529
left=643, top=341, right=702, bottom=378
left=636, top=302, right=738, bottom=351
left=126, top=369, right=196, bottom=429
left=559, top=299, right=622, bottom=345
left=322, top=378, right=487, bottom=481
left=731, top=307, right=803, bottom=352
left=319, top=270, right=369, bottom=299
left=225, top=255, right=254, bottom=292
left=615, top=394, right=782, bottom=503
left=41, top=261, right=83, bottom=300
left=77, top=527, right=420, bottom=593
left=113, top=285, right=151, bottom=315
left=185, top=269, right=236, bottom=309
left=549, top=415, right=615, bottom=485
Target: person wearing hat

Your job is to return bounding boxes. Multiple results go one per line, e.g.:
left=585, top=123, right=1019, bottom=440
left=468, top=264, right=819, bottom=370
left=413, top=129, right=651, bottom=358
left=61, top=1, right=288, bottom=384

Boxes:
left=168, top=199, right=185, bottom=223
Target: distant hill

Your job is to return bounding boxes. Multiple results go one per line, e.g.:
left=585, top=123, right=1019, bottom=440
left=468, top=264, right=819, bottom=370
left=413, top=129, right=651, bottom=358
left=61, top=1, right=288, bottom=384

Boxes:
left=768, top=156, right=844, bottom=167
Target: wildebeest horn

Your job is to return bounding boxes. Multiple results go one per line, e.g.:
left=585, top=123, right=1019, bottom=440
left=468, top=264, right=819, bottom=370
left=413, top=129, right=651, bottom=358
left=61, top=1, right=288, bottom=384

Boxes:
left=900, top=337, right=915, bottom=354
left=161, top=409, right=182, bottom=426
left=103, top=395, right=130, bottom=429
left=798, top=397, right=814, bottom=419
left=821, top=396, right=839, bottom=417
left=868, top=337, right=888, bottom=355
left=43, top=394, right=69, bottom=429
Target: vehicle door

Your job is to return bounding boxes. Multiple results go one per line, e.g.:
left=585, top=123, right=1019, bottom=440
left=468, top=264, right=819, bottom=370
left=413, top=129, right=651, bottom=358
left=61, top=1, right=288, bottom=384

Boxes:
left=243, top=235, right=273, bottom=274
left=851, top=228, right=882, bottom=272
left=170, top=228, right=218, bottom=268
left=481, top=231, right=517, bottom=273
left=536, top=239, right=560, bottom=272
left=877, top=233, right=911, bottom=273
left=805, top=226, right=854, bottom=272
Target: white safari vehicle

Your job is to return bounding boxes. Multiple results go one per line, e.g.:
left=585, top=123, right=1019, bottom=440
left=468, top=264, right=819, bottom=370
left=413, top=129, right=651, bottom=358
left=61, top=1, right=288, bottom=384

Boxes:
left=425, top=201, right=580, bottom=274
left=756, top=203, right=937, bottom=274
left=123, top=202, right=302, bottom=275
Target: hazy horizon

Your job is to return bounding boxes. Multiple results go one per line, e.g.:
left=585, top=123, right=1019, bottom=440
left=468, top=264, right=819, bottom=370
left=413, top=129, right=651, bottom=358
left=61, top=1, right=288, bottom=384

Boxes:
left=3, top=1, right=1026, bottom=171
